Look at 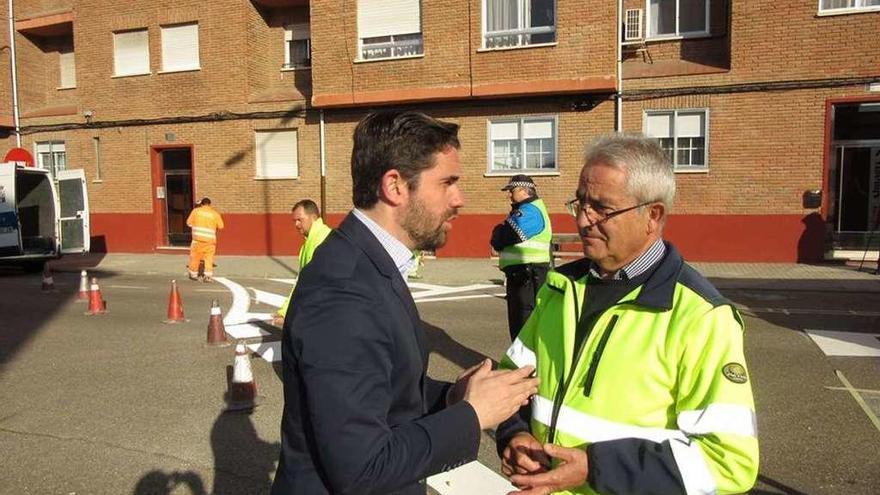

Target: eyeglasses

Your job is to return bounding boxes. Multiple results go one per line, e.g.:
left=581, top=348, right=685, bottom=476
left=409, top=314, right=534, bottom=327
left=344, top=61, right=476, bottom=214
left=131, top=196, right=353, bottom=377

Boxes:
left=565, top=198, right=653, bottom=223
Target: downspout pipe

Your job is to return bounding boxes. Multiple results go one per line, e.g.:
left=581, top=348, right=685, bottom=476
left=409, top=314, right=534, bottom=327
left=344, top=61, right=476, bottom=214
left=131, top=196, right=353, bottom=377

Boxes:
left=8, top=0, right=21, bottom=146
left=319, top=108, right=326, bottom=219
left=615, top=0, right=623, bottom=133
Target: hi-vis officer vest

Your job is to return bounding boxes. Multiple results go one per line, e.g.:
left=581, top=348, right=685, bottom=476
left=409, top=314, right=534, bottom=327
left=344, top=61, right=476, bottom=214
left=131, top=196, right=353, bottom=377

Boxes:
left=500, top=246, right=759, bottom=495
left=499, top=198, right=552, bottom=269
left=187, top=206, right=224, bottom=244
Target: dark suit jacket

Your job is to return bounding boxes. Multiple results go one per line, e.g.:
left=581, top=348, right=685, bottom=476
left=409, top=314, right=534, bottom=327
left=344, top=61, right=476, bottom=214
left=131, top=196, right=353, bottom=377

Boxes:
left=271, top=213, right=481, bottom=495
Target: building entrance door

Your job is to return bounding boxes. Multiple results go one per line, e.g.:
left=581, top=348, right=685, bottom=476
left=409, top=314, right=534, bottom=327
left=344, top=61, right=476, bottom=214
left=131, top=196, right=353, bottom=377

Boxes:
left=159, top=148, right=193, bottom=247
left=829, top=103, right=880, bottom=254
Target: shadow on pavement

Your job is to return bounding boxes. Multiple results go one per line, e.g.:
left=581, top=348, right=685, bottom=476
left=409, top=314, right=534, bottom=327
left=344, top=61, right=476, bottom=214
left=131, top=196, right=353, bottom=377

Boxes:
left=423, top=320, right=489, bottom=370
left=132, top=470, right=207, bottom=495
left=209, top=369, right=281, bottom=494
left=0, top=263, right=120, bottom=376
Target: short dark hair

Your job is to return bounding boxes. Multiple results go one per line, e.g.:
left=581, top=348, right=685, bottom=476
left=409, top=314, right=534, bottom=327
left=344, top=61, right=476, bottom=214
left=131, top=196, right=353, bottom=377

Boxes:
left=292, top=199, right=320, bottom=216
left=200, top=197, right=211, bottom=205
left=351, top=110, right=460, bottom=209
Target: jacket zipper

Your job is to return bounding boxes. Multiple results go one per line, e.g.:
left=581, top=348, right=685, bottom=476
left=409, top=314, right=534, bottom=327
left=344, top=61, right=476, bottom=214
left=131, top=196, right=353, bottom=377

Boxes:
left=546, top=280, right=622, bottom=443
left=582, top=315, right=619, bottom=397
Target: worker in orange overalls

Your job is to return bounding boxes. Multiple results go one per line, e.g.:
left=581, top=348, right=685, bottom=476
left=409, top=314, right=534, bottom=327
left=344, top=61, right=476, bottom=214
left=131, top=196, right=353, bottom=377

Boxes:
left=186, top=197, right=224, bottom=283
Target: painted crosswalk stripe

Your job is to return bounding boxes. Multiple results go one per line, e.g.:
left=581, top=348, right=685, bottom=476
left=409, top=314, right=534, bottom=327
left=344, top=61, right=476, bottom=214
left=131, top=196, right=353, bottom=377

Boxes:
left=417, top=293, right=506, bottom=304
left=427, top=461, right=513, bottom=495
left=269, top=278, right=298, bottom=285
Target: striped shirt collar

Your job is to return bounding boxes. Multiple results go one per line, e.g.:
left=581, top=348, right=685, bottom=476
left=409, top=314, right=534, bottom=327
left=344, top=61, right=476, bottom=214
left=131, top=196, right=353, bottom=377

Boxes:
left=589, top=239, right=666, bottom=281
left=352, top=208, right=415, bottom=278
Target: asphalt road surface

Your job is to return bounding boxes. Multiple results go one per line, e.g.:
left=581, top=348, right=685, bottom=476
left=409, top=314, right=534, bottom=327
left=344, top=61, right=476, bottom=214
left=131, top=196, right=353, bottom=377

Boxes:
left=1, top=267, right=878, bottom=494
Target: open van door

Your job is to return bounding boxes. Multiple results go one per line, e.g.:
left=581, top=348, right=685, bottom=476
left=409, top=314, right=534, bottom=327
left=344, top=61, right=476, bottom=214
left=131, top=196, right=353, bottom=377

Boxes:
left=0, top=163, right=21, bottom=255
left=56, top=169, right=90, bottom=254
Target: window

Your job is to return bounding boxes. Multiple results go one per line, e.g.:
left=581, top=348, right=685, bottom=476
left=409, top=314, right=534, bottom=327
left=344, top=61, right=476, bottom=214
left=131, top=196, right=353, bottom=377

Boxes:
left=255, top=130, right=298, bottom=179
left=647, top=0, right=709, bottom=38
left=161, top=23, right=200, bottom=72
left=35, top=141, right=67, bottom=177
left=357, top=0, right=423, bottom=60
left=59, top=49, right=76, bottom=88
left=488, top=117, right=557, bottom=173
left=484, top=0, right=556, bottom=49
left=819, top=0, right=880, bottom=13
left=644, top=110, right=708, bottom=170
left=284, top=24, right=311, bottom=69
left=113, top=29, right=150, bottom=76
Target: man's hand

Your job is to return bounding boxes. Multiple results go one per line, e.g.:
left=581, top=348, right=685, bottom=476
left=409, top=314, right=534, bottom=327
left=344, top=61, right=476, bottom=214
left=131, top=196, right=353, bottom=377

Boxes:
left=463, top=360, right=539, bottom=430
left=446, top=360, right=486, bottom=406
left=507, top=444, right=588, bottom=495
left=501, top=432, right=550, bottom=477
left=271, top=313, right=284, bottom=328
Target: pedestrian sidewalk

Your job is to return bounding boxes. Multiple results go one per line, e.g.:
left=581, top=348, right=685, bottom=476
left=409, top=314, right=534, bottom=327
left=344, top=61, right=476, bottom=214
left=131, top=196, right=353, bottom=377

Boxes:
left=50, top=252, right=880, bottom=293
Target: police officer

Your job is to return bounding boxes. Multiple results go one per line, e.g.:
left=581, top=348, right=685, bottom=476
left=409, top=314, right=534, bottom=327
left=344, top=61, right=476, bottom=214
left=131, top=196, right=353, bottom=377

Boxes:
left=490, top=174, right=553, bottom=340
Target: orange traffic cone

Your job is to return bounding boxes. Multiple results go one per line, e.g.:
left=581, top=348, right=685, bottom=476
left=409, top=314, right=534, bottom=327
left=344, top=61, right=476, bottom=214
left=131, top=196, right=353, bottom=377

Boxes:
left=164, top=280, right=186, bottom=324
left=225, top=343, right=258, bottom=411
left=77, top=270, right=89, bottom=301
left=41, top=263, right=55, bottom=292
left=85, top=277, right=107, bottom=315
left=206, top=300, right=229, bottom=347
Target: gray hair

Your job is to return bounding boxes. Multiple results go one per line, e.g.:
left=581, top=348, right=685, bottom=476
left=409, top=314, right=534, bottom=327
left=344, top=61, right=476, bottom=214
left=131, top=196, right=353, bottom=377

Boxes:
left=583, top=133, right=676, bottom=210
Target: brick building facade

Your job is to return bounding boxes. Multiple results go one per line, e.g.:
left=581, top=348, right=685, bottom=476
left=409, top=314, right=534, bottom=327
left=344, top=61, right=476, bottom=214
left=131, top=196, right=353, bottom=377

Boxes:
left=1, top=0, right=878, bottom=261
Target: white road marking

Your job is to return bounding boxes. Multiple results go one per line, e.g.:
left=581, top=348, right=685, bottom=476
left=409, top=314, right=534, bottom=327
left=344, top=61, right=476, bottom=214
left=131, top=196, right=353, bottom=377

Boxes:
left=427, top=461, right=514, bottom=495
left=251, top=288, right=287, bottom=308
left=406, top=282, right=448, bottom=291
left=411, top=284, right=498, bottom=300
left=106, top=285, right=148, bottom=289
left=247, top=341, right=281, bottom=363
left=214, top=278, right=250, bottom=326
left=805, top=330, right=880, bottom=357
left=836, top=370, right=880, bottom=433
left=269, top=278, right=297, bottom=285
left=226, top=323, right=274, bottom=340
left=417, top=293, right=506, bottom=304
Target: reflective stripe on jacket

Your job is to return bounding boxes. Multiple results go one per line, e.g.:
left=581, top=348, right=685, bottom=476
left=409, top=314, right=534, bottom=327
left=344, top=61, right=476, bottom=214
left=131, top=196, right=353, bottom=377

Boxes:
left=187, top=206, right=224, bottom=244
left=500, top=243, right=759, bottom=495
left=499, top=198, right=552, bottom=268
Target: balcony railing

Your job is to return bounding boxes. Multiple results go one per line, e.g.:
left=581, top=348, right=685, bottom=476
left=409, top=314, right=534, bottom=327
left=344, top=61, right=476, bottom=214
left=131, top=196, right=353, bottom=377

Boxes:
left=484, top=25, right=556, bottom=49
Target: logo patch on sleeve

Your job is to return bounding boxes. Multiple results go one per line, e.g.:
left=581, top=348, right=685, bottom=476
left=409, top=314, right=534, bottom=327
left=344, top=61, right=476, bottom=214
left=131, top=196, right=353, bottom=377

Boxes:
left=722, top=363, right=748, bottom=384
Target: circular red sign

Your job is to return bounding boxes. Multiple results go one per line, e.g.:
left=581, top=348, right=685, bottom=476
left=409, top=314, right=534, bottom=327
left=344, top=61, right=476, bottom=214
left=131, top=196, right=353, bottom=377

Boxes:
left=4, top=147, right=35, bottom=166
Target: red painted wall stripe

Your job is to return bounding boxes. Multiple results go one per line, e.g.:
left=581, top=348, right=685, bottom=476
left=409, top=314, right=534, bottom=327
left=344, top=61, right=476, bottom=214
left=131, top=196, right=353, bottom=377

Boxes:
left=88, top=212, right=822, bottom=262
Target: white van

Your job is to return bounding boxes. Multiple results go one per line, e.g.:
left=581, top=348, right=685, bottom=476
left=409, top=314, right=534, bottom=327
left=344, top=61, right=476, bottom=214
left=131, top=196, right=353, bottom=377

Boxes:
left=0, top=162, right=90, bottom=271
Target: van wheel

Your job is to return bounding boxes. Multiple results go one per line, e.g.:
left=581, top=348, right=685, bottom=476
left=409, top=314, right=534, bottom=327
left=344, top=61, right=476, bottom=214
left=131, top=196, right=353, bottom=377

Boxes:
left=22, top=261, right=44, bottom=273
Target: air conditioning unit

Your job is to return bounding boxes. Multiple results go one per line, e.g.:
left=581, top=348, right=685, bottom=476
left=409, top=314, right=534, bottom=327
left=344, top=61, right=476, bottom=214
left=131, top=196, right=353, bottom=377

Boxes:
left=624, top=9, right=643, bottom=41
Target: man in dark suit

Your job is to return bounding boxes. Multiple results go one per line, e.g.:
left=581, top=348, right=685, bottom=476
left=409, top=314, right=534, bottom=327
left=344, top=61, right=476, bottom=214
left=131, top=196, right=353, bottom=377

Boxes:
left=271, top=111, right=540, bottom=495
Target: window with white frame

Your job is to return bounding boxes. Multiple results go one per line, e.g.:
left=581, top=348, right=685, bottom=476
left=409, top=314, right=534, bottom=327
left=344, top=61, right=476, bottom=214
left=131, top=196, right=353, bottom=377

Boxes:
left=357, top=0, right=423, bottom=60
left=284, top=24, right=311, bottom=69
left=161, top=23, right=200, bottom=72
left=489, top=117, right=557, bottom=173
left=113, top=29, right=150, bottom=77
left=819, top=0, right=880, bottom=13
left=255, top=130, right=298, bottom=179
left=647, top=0, right=709, bottom=38
left=484, top=0, right=556, bottom=49
left=35, top=141, right=67, bottom=177
left=59, top=49, right=76, bottom=88
left=644, top=110, right=708, bottom=170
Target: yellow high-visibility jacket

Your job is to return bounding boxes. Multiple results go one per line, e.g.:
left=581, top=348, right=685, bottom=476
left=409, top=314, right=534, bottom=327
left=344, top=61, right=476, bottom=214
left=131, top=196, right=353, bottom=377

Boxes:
left=498, top=243, right=759, bottom=495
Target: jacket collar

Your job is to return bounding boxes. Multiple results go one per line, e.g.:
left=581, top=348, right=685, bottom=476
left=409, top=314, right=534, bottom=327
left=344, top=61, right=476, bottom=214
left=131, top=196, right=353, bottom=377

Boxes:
left=337, top=212, right=400, bottom=279
left=549, top=241, right=683, bottom=311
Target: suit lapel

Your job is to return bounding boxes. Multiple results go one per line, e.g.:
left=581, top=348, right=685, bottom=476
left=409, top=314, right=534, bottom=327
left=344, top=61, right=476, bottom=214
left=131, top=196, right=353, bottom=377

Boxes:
left=338, top=214, right=428, bottom=369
